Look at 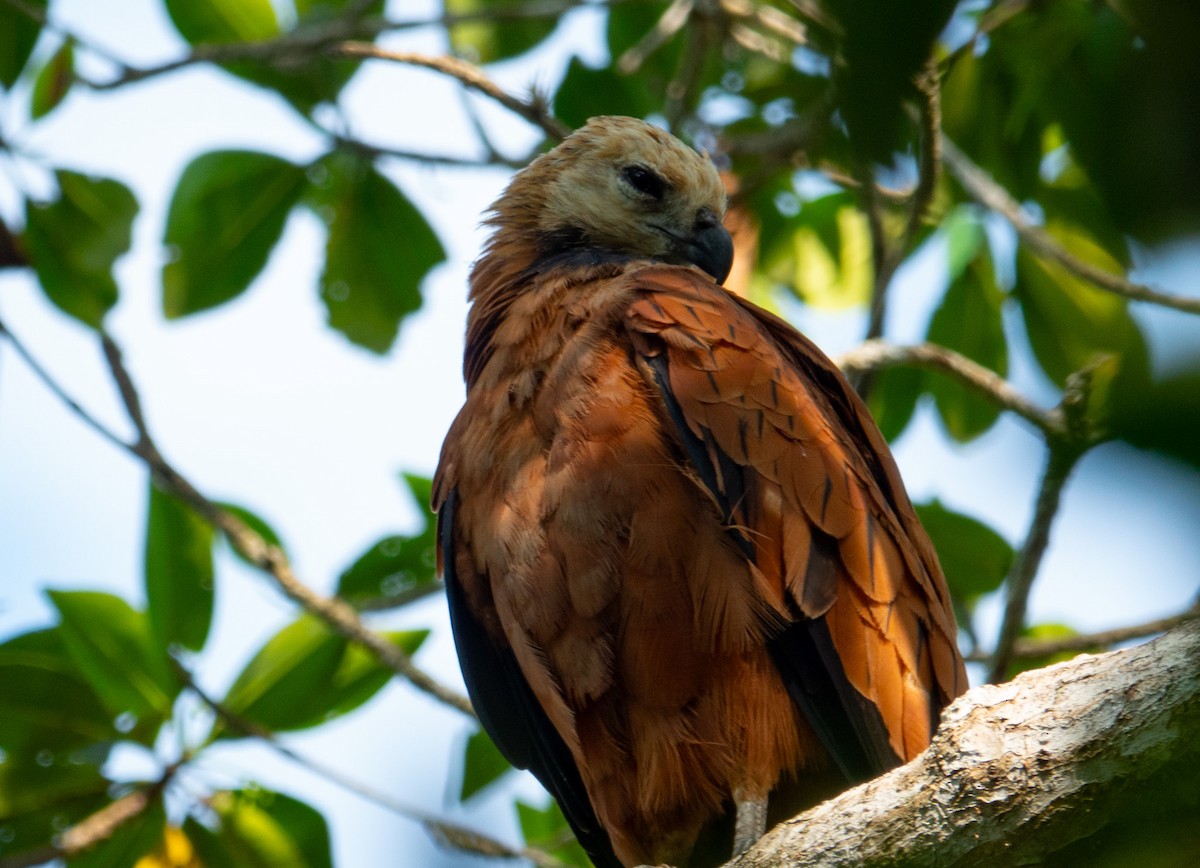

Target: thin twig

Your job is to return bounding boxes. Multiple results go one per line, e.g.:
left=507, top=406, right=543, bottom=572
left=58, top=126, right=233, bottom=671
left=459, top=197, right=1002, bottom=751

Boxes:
left=942, top=136, right=1200, bottom=316
left=96, top=332, right=475, bottom=718
left=966, top=602, right=1200, bottom=663
left=0, top=319, right=130, bottom=452
left=987, top=444, right=1082, bottom=683
left=720, top=0, right=807, bottom=46
left=329, top=42, right=570, bottom=142
left=0, top=769, right=176, bottom=867
left=835, top=339, right=1060, bottom=437
left=617, top=0, right=692, bottom=74
left=175, top=664, right=565, bottom=868
left=987, top=361, right=1105, bottom=682
left=901, top=59, right=941, bottom=252
left=0, top=318, right=474, bottom=719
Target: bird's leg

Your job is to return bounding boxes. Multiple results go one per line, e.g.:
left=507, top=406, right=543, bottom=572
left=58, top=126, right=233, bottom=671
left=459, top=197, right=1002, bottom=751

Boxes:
left=732, top=786, right=768, bottom=856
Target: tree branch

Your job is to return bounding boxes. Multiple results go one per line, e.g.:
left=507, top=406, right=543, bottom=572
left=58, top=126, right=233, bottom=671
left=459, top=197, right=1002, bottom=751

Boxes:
left=966, top=600, right=1200, bottom=663
left=835, top=339, right=1059, bottom=437
left=95, top=333, right=476, bottom=718
left=328, top=42, right=570, bottom=142
left=0, top=318, right=474, bottom=719
left=988, top=362, right=1102, bottom=681
left=729, top=619, right=1200, bottom=867
left=174, top=664, right=562, bottom=867
left=942, top=135, right=1200, bottom=316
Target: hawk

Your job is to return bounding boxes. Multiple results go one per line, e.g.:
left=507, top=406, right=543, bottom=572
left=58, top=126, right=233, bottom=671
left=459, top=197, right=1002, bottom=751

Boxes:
left=434, top=116, right=965, bottom=867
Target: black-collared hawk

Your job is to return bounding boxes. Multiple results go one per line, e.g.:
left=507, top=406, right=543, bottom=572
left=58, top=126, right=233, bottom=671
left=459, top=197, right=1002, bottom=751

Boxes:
left=433, top=116, right=966, bottom=868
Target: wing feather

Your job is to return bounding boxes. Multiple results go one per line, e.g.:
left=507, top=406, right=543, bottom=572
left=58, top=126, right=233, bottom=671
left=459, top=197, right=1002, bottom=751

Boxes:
left=625, top=264, right=966, bottom=777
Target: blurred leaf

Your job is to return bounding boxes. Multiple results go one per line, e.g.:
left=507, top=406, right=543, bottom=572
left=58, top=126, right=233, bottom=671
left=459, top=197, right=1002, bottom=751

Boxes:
left=942, top=48, right=1042, bottom=201
left=1045, top=2, right=1200, bottom=241
left=23, top=171, right=138, bottom=328
left=445, top=0, right=557, bottom=63
left=164, top=0, right=277, bottom=44
left=131, top=826, right=201, bottom=868
left=1007, top=622, right=1087, bottom=677
left=823, top=0, right=957, bottom=160
left=866, top=365, right=924, bottom=443
left=789, top=193, right=871, bottom=310
left=189, top=789, right=332, bottom=868
left=335, top=533, right=438, bottom=608
left=163, top=0, right=380, bottom=115
left=0, top=0, right=45, bottom=87
left=0, top=791, right=108, bottom=863
left=927, top=225, right=1008, bottom=442
left=46, top=591, right=176, bottom=733
left=70, top=795, right=167, bottom=868
left=915, top=499, right=1013, bottom=606
left=517, top=799, right=590, bottom=867
left=162, top=150, right=306, bottom=318
left=553, top=57, right=653, bottom=131
left=0, top=628, right=117, bottom=754
left=1110, top=364, right=1200, bottom=471
left=943, top=207, right=985, bottom=281
left=308, top=155, right=444, bottom=353
left=0, top=753, right=109, bottom=819
left=218, top=615, right=427, bottom=735
left=1013, top=221, right=1148, bottom=388
left=31, top=39, right=75, bottom=119
left=459, top=728, right=513, bottom=801
left=336, top=474, right=438, bottom=607
left=145, top=483, right=215, bottom=655
left=214, top=502, right=287, bottom=565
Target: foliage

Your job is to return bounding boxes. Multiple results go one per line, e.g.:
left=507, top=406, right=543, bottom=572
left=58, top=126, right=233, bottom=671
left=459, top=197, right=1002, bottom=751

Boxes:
left=1, top=0, right=1197, bottom=864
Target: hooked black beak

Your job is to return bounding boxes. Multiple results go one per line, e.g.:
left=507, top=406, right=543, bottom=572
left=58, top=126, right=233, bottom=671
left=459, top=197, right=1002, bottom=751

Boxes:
left=681, top=208, right=734, bottom=284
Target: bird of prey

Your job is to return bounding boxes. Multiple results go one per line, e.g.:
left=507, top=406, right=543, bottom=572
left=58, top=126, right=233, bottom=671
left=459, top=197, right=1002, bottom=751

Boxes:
left=434, top=116, right=966, bottom=868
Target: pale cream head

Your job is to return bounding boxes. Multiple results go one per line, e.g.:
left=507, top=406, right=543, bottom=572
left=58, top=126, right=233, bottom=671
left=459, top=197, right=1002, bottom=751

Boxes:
left=489, top=116, right=733, bottom=281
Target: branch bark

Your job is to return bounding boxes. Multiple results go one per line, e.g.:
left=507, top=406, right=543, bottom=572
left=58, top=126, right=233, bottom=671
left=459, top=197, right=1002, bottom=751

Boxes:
left=728, top=620, right=1200, bottom=867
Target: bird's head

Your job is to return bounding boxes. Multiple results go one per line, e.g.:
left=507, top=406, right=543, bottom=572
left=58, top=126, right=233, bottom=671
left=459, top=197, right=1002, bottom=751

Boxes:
left=488, top=116, right=734, bottom=284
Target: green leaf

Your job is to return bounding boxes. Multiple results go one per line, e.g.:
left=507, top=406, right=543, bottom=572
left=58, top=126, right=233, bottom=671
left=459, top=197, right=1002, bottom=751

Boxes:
left=46, top=591, right=176, bottom=733
left=309, top=155, right=445, bottom=353
left=335, top=533, right=438, bottom=608
left=23, top=171, right=138, bottom=328
left=1109, top=365, right=1200, bottom=471
left=0, top=0, right=45, bottom=88
left=926, top=227, right=1008, bottom=442
left=0, top=792, right=108, bottom=862
left=445, top=0, right=557, bottom=64
left=0, top=753, right=109, bottom=819
left=516, top=799, right=590, bottom=867
left=215, top=502, right=287, bottom=565
left=459, top=728, right=513, bottom=801
left=1006, top=622, right=1088, bottom=677
left=866, top=365, right=924, bottom=443
left=1013, top=221, right=1148, bottom=388
left=31, top=39, right=74, bottom=119
left=163, top=0, right=278, bottom=44
left=194, top=789, right=333, bottom=868
left=336, top=475, right=438, bottom=607
left=68, top=796, right=166, bottom=868
left=788, top=193, right=872, bottom=310
left=162, top=150, right=306, bottom=318
left=218, top=616, right=427, bottom=734
left=553, top=57, right=653, bottom=131
left=0, top=628, right=117, bottom=754
left=162, top=0, right=379, bottom=115
left=145, top=483, right=215, bottom=656
left=915, top=499, right=1013, bottom=606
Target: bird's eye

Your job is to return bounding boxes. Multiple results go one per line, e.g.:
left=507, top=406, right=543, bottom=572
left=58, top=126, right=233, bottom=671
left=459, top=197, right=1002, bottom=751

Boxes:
left=622, top=165, right=668, bottom=200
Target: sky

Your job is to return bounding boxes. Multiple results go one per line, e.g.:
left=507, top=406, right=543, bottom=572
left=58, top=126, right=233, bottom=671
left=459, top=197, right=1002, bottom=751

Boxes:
left=1, top=1, right=1198, bottom=866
